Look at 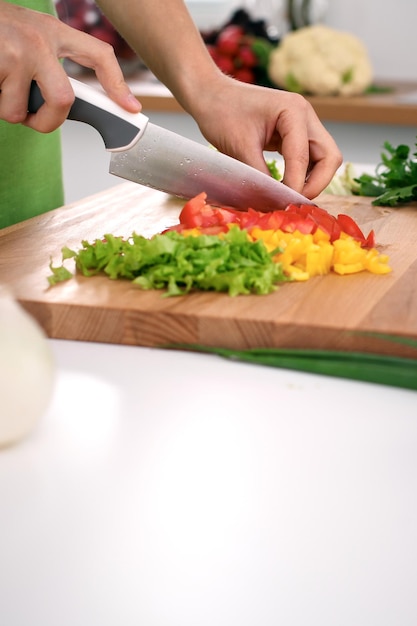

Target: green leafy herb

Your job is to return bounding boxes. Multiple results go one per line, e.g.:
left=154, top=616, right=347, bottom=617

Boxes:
left=354, top=136, right=417, bottom=206
left=48, top=227, right=289, bottom=297
left=364, top=84, right=394, bottom=95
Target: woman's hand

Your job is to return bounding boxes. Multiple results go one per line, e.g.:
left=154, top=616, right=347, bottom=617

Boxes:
left=0, top=0, right=342, bottom=199
left=189, top=74, right=343, bottom=199
left=0, top=1, right=140, bottom=133
left=95, top=0, right=342, bottom=199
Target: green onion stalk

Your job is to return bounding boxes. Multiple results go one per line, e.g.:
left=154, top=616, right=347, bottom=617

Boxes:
left=169, top=334, right=417, bottom=392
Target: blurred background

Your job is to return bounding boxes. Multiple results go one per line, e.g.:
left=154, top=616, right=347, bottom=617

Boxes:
left=54, top=1, right=417, bottom=203
left=184, top=0, right=416, bottom=81
left=55, top=0, right=416, bottom=81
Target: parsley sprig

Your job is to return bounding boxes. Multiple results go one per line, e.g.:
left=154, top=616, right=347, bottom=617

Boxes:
left=355, top=136, right=417, bottom=206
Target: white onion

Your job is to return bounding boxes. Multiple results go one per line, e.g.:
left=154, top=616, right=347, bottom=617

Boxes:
left=0, top=286, right=55, bottom=448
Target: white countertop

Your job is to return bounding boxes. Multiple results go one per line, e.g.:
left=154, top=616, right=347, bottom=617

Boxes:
left=1, top=338, right=417, bottom=625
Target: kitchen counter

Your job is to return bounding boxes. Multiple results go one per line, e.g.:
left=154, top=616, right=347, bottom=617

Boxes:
left=121, top=71, right=417, bottom=126
left=1, top=180, right=417, bottom=625
left=0, top=337, right=417, bottom=626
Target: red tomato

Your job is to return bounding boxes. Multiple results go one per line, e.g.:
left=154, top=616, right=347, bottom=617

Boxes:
left=312, top=211, right=341, bottom=241
left=237, top=207, right=266, bottom=229
left=216, top=25, right=244, bottom=57
left=179, top=193, right=239, bottom=229
left=281, top=213, right=316, bottom=235
left=161, top=223, right=186, bottom=234
left=286, top=204, right=342, bottom=241
left=365, top=230, right=376, bottom=249
left=286, top=203, right=313, bottom=215
left=179, top=192, right=208, bottom=227
left=261, top=211, right=286, bottom=231
left=337, top=214, right=368, bottom=245
left=307, top=204, right=331, bottom=218
left=238, top=45, right=258, bottom=68
left=215, top=54, right=236, bottom=76
left=233, top=67, right=255, bottom=84
left=172, top=194, right=375, bottom=249
left=194, top=225, right=229, bottom=235
left=206, top=44, right=221, bottom=65
left=214, top=208, right=241, bottom=226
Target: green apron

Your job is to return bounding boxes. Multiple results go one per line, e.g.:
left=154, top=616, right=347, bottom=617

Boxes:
left=0, top=0, right=65, bottom=228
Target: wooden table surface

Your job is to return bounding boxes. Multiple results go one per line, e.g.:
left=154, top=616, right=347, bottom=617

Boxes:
left=1, top=183, right=416, bottom=358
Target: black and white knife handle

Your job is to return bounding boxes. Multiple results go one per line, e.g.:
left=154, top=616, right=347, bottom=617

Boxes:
left=28, top=77, right=149, bottom=152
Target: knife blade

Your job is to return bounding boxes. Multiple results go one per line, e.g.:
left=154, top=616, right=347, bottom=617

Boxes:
left=29, top=77, right=315, bottom=211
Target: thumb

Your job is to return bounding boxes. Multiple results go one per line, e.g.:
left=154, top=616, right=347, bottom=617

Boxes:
left=100, top=79, right=142, bottom=114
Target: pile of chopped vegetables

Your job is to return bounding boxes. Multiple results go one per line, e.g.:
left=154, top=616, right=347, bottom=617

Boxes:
left=45, top=191, right=417, bottom=392
left=162, top=192, right=391, bottom=282
left=48, top=191, right=391, bottom=296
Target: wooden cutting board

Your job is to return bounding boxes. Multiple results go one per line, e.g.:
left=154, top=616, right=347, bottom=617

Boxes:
left=1, top=182, right=417, bottom=358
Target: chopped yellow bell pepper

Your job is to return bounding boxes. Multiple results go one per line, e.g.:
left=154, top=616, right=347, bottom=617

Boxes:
left=249, top=228, right=391, bottom=280
left=179, top=223, right=391, bottom=281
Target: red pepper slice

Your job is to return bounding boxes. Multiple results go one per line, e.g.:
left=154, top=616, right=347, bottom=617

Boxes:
left=171, top=194, right=376, bottom=249
left=337, top=214, right=368, bottom=246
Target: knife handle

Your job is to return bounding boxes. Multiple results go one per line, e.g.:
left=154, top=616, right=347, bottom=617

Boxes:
left=28, top=77, right=149, bottom=152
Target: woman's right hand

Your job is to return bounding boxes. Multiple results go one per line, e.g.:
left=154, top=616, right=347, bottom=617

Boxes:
left=0, top=1, right=140, bottom=133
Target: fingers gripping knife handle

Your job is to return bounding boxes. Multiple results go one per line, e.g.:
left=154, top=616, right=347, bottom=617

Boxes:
left=28, top=77, right=149, bottom=151
left=28, top=77, right=317, bottom=211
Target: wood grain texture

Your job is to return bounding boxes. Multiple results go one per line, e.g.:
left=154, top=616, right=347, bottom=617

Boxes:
left=1, top=183, right=416, bottom=358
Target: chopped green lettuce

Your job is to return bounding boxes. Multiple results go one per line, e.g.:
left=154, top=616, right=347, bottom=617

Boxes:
left=48, top=226, right=289, bottom=297
left=266, top=159, right=282, bottom=181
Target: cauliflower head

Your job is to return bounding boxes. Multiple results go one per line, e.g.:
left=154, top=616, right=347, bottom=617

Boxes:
left=268, top=25, right=373, bottom=96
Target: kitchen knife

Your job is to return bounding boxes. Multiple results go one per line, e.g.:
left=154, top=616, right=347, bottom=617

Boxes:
left=29, top=77, right=315, bottom=211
